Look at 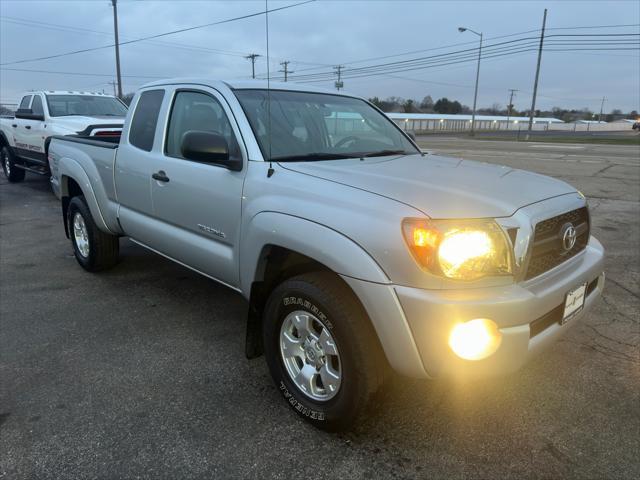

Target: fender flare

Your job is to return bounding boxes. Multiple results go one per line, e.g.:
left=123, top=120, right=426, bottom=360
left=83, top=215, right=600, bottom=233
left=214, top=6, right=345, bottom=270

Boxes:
left=240, top=211, right=390, bottom=295
left=58, top=157, right=115, bottom=235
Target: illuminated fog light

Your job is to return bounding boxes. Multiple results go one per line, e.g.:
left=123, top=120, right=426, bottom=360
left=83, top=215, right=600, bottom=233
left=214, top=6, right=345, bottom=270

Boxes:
left=449, top=318, right=502, bottom=361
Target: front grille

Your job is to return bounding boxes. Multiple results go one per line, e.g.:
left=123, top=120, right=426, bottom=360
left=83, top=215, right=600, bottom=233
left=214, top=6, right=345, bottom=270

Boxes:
left=524, top=207, right=590, bottom=280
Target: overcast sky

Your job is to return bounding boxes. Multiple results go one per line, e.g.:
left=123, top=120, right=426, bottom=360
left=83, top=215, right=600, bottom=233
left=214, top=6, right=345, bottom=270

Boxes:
left=1, top=0, right=638, bottom=113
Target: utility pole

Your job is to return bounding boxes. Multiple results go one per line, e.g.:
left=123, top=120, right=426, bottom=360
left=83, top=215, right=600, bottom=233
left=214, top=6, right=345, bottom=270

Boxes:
left=598, top=96, right=606, bottom=123
left=279, top=61, right=292, bottom=81
left=507, top=88, right=518, bottom=127
left=245, top=53, right=260, bottom=79
left=457, top=27, right=482, bottom=136
left=470, top=32, right=482, bottom=136
left=110, top=0, right=123, bottom=99
left=526, top=8, right=547, bottom=139
left=334, top=65, right=344, bottom=91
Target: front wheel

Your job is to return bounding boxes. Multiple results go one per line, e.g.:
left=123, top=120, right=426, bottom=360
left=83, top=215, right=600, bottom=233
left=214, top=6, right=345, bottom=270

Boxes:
left=1, top=146, right=25, bottom=183
left=263, top=272, right=385, bottom=431
left=67, top=196, right=119, bottom=272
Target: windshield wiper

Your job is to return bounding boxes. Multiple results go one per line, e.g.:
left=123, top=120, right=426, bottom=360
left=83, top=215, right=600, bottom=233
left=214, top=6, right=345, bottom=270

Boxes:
left=361, top=149, right=410, bottom=158
left=272, top=153, right=360, bottom=162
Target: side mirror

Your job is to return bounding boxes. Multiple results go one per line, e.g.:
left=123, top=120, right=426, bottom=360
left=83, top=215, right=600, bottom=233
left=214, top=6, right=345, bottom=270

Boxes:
left=406, top=131, right=416, bottom=141
left=181, top=130, right=242, bottom=171
left=15, top=109, right=45, bottom=121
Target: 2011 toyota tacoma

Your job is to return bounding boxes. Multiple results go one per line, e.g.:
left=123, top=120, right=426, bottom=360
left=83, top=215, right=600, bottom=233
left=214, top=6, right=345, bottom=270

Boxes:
left=48, top=79, right=605, bottom=431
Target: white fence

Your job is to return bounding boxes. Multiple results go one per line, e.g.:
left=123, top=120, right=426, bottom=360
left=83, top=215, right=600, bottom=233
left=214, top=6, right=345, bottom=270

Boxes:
left=393, top=119, right=634, bottom=133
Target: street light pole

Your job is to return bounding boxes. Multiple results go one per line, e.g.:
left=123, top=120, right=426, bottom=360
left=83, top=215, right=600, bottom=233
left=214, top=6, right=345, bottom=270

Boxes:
left=459, top=27, right=482, bottom=136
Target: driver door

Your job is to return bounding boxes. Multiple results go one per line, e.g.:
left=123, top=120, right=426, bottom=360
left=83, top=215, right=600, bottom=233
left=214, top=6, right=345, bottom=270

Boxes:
left=148, top=87, right=246, bottom=287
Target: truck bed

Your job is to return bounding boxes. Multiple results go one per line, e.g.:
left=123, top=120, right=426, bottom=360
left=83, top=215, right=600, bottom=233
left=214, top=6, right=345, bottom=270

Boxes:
left=49, top=135, right=120, bottom=201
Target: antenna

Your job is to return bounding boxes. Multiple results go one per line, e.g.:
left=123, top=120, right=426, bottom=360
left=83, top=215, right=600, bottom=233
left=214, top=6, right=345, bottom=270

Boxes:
left=265, top=0, right=274, bottom=177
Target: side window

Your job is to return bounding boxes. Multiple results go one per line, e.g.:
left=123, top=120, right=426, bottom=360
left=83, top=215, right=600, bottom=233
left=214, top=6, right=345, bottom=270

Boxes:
left=129, top=89, right=165, bottom=152
left=19, top=95, right=32, bottom=110
left=31, top=95, right=44, bottom=116
left=165, top=91, right=240, bottom=160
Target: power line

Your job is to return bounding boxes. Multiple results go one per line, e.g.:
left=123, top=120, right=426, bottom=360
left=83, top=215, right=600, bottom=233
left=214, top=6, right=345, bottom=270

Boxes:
left=0, top=0, right=316, bottom=66
left=258, top=23, right=639, bottom=78
left=281, top=34, right=638, bottom=83
left=294, top=43, right=637, bottom=85
left=0, top=16, right=253, bottom=58
left=546, top=23, right=640, bottom=31
left=0, top=67, right=163, bottom=79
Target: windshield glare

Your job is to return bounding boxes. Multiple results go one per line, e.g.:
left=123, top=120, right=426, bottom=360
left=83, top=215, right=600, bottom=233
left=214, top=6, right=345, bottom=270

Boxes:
left=234, top=89, right=418, bottom=161
left=46, top=95, right=128, bottom=117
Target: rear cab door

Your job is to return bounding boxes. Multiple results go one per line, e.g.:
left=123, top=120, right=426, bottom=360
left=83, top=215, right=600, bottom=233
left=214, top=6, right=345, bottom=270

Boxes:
left=114, top=88, right=166, bottom=246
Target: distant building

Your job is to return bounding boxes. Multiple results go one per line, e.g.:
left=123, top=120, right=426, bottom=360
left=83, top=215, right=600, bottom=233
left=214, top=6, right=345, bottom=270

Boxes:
left=572, top=120, right=606, bottom=124
left=384, top=112, right=563, bottom=132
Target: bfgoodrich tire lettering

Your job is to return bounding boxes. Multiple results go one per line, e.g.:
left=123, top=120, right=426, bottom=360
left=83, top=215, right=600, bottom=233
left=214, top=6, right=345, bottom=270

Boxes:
left=67, top=196, right=119, bottom=272
left=263, top=271, right=385, bottom=431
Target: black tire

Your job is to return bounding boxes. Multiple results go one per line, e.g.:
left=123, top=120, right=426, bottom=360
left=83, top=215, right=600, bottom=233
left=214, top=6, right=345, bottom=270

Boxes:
left=67, top=196, right=119, bottom=272
left=263, top=271, right=385, bottom=431
left=1, top=146, right=25, bottom=183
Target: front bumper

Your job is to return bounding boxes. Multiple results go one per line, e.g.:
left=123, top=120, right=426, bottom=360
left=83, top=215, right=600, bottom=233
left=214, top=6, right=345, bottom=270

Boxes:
left=343, top=236, right=604, bottom=379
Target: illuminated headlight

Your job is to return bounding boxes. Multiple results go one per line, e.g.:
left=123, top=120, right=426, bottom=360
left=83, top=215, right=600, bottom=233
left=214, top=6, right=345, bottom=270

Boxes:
left=449, top=318, right=502, bottom=360
left=402, top=218, right=512, bottom=280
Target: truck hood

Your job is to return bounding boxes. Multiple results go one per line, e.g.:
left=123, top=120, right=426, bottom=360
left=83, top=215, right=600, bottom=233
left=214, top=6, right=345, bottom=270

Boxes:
left=279, top=153, right=576, bottom=218
left=49, top=116, right=124, bottom=133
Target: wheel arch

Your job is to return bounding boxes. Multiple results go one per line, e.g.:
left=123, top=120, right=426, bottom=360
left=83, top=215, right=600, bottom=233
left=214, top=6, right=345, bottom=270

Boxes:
left=59, top=164, right=114, bottom=238
left=0, top=131, right=9, bottom=149
left=241, top=212, right=391, bottom=360
left=60, top=175, right=84, bottom=238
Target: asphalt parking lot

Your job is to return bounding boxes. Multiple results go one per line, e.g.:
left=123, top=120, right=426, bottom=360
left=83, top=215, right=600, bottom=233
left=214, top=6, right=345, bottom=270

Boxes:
left=1, top=137, right=638, bottom=479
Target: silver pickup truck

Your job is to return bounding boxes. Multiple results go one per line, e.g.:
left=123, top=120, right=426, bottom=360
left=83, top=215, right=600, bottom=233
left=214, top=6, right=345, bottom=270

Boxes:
left=49, top=79, right=605, bottom=431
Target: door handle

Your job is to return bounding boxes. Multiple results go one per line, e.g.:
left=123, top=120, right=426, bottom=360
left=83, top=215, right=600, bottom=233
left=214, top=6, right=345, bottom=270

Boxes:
left=152, top=170, right=170, bottom=183
left=11, top=124, right=17, bottom=128
left=25, top=125, right=31, bottom=129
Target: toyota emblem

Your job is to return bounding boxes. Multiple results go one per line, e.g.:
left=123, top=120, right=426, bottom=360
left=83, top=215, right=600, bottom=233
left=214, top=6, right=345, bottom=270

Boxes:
left=561, top=223, right=577, bottom=251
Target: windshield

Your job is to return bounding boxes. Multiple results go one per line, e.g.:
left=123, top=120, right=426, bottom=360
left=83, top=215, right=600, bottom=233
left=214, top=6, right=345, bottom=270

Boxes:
left=45, top=95, right=128, bottom=117
left=234, top=89, right=418, bottom=161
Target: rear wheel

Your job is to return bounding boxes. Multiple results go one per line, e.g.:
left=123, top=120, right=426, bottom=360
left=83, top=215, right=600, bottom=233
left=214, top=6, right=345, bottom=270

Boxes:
left=263, top=272, right=385, bottom=431
left=1, top=146, right=25, bottom=183
left=67, top=196, right=119, bottom=272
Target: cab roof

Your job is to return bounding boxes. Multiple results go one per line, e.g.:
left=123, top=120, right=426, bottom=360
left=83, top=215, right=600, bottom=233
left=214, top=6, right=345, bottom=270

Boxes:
left=140, top=78, right=355, bottom=97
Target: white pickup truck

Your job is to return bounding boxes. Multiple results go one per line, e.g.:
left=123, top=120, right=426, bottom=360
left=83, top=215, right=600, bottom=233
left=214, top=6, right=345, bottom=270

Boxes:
left=47, top=79, right=604, bottom=431
left=0, top=91, right=126, bottom=184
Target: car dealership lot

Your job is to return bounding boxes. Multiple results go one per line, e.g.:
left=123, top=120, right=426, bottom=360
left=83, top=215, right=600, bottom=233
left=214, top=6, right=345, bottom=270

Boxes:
left=1, top=138, right=638, bottom=479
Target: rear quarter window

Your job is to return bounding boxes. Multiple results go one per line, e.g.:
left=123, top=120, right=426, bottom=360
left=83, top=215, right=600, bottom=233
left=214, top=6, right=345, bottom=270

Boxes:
left=31, top=95, right=44, bottom=116
left=129, top=89, right=165, bottom=151
left=18, top=95, right=32, bottom=109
